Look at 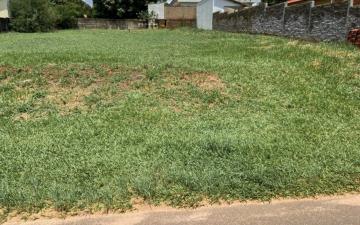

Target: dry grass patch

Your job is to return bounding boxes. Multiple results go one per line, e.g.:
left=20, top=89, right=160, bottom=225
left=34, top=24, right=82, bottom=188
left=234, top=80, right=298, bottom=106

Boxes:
left=180, top=72, right=225, bottom=91
left=3, top=65, right=231, bottom=120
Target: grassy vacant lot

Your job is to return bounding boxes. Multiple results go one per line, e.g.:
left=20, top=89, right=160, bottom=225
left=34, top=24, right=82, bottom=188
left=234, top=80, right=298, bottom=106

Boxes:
left=0, top=29, right=359, bottom=219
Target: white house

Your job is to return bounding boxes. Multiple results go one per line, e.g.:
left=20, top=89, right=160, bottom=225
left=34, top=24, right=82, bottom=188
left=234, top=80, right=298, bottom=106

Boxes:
left=0, top=0, right=9, bottom=18
left=148, top=0, right=198, bottom=20
left=148, top=2, right=166, bottom=19
left=197, top=0, right=260, bottom=30
left=169, top=0, right=202, bottom=6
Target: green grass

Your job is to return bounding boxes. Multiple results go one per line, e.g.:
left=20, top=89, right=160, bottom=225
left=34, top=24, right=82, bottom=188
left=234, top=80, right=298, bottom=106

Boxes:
left=0, top=29, right=359, bottom=219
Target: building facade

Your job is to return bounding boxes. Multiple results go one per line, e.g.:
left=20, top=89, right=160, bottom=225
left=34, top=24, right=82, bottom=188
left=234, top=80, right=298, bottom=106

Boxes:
left=0, top=0, right=9, bottom=18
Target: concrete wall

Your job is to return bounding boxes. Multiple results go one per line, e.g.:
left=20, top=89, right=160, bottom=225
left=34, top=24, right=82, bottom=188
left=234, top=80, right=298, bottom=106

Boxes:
left=165, top=6, right=197, bottom=19
left=148, top=3, right=165, bottom=19
left=197, top=0, right=214, bottom=29
left=213, top=0, right=360, bottom=41
left=165, top=19, right=197, bottom=28
left=77, top=18, right=195, bottom=30
left=0, top=0, right=9, bottom=18
left=77, top=19, right=146, bottom=30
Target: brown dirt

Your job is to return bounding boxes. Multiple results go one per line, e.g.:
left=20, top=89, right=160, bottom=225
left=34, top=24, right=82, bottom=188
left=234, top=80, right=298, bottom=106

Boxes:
left=180, top=72, right=225, bottom=91
left=311, top=60, right=322, bottom=68
left=0, top=66, right=15, bottom=84
left=3, top=65, right=228, bottom=120
left=13, top=113, right=31, bottom=121
left=46, top=82, right=93, bottom=114
left=117, top=71, right=145, bottom=91
left=40, top=65, right=132, bottom=114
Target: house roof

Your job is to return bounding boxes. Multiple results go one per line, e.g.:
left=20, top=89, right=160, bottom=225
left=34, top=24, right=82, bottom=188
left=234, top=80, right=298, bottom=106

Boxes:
left=178, top=0, right=202, bottom=2
left=170, top=0, right=243, bottom=4
left=287, top=0, right=306, bottom=4
left=226, top=0, right=246, bottom=4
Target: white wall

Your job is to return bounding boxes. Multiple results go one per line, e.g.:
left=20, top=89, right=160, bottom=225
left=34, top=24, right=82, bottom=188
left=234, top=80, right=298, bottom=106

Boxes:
left=0, top=0, right=9, bottom=18
left=197, top=0, right=242, bottom=30
left=148, top=3, right=165, bottom=19
left=213, top=0, right=241, bottom=13
left=197, top=0, right=213, bottom=30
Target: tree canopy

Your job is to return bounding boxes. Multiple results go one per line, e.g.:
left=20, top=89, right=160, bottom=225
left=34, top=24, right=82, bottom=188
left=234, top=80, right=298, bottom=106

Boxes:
left=10, top=0, right=92, bottom=32
left=93, top=0, right=155, bottom=19
left=10, top=0, right=56, bottom=32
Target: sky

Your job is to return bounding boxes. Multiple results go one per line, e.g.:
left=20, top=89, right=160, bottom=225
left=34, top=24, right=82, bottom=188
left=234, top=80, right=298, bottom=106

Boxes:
left=83, top=0, right=93, bottom=7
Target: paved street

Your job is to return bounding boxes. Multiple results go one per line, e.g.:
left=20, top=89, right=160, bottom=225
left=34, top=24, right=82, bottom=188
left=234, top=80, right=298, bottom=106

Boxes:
left=5, top=194, right=360, bottom=225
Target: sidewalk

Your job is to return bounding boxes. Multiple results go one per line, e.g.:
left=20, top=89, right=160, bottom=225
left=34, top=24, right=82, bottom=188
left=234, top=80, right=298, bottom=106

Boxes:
left=5, top=194, right=360, bottom=225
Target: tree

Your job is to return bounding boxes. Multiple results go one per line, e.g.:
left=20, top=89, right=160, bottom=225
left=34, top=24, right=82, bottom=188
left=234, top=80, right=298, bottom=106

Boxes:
left=51, top=0, right=92, bottom=29
left=10, top=0, right=92, bottom=32
left=93, top=0, right=155, bottom=19
left=10, top=0, right=57, bottom=32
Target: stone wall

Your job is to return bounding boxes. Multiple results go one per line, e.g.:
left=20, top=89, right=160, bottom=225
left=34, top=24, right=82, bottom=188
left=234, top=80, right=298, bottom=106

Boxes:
left=251, top=4, right=267, bottom=33
left=348, top=6, right=360, bottom=30
left=213, top=0, right=360, bottom=41
left=309, top=2, right=349, bottom=40
left=263, top=3, right=286, bottom=35
left=284, top=2, right=312, bottom=38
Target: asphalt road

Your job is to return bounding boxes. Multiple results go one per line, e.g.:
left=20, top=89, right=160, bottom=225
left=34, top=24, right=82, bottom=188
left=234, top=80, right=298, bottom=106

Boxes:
left=5, top=194, right=360, bottom=225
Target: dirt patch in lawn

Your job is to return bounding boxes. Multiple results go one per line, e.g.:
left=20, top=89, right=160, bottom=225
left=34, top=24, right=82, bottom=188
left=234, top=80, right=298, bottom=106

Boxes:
left=180, top=72, right=225, bottom=91
left=40, top=65, right=137, bottom=114
left=46, top=81, right=94, bottom=113
left=117, top=71, right=145, bottom=90
left=3, top=65, right=229, bottom=120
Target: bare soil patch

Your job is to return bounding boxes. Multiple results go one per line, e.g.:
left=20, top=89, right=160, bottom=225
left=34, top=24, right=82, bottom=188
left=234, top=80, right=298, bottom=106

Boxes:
left=180, top=72, right=225, bottom=91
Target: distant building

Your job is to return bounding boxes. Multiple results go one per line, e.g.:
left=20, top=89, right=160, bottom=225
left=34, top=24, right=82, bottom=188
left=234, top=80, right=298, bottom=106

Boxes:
left=197, top=0, right=260, bottom=30
left=0, top=0, right=9, bottom=18
left=148, top=0, right=197, bottom=20
left=169, top=0, right=202, bottom=6
left=148, top=2, right=166, bottom=19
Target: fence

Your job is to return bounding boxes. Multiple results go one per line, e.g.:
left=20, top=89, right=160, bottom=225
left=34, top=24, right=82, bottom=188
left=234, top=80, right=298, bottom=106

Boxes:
left=78, top=18, right=195, bottom=30
left=213, top=0, right=360, bottom=41
left=77, top=18, right=147, bottom=30
left=164, top=6, right=197, bottom=20
left=0, top=18, right=9, bottom=32
left=159, top=19, right=196, bottom=28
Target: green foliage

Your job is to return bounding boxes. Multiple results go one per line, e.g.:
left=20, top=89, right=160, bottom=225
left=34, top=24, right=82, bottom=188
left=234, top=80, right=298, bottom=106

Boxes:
left=137, top=10, right=157, bottom=21
left=93, top=0, right=156, bottom=19
left=0, top=29, right=359, bottom=217
left=9, top=0, right=56, bottom=32
left=9, top=0, right=92, bottom=32
left=51, top=0, right=92, bottom=29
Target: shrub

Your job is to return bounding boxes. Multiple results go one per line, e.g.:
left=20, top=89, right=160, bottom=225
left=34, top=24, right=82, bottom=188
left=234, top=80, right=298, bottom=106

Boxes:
left=52, top=0, right=92, bottom=29
left=10, top=0, right=57, bottom=32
